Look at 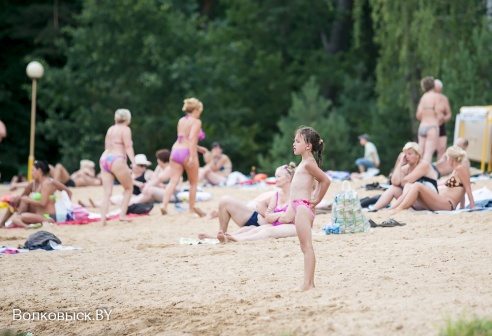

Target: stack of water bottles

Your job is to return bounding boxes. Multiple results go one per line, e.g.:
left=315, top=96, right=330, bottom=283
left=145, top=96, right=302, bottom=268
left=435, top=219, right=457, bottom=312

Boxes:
left=323, top=181, right=370, bottom=235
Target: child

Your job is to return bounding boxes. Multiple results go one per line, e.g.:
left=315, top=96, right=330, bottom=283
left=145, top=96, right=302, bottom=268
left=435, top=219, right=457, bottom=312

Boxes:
left=291, top=126, right=331, bottom=291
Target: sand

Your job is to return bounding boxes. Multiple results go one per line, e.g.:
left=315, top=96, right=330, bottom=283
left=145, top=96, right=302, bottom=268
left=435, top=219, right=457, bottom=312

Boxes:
left=1, top=178, right=491, bottom=336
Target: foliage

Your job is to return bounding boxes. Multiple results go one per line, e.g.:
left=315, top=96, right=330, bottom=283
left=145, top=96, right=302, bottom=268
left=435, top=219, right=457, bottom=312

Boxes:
left=439, top=316, right=492, bottom=336
left=259, top=77, right=351, bottom=174
left=2, top=0, right=492, bottom=179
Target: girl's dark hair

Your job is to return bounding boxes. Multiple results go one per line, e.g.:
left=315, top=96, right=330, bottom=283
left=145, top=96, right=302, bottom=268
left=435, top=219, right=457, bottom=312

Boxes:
left=295, top=126, right=324, bottom=167
left=33, top=160, right=50, bottom=176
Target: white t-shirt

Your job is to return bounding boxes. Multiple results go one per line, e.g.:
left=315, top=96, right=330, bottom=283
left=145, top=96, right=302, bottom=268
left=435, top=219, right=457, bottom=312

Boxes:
left=364, top=142, right=379, bottom=164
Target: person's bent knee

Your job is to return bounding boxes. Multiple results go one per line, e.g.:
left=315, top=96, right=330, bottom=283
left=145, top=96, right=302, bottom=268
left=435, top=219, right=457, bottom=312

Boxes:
left=219, top=195, right=234, bottom=207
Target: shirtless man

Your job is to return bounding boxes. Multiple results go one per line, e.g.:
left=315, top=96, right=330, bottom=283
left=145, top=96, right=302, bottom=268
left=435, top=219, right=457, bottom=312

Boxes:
left=198, top=142, right=232, bottom=185
left=50, top=160, right=102, bottom=187
left=432, top=137, right=470, bottom=178
left=434, top=79, right=452, bottom=160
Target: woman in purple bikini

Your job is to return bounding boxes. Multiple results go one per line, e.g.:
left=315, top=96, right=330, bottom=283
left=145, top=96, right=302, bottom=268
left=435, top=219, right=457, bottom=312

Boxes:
left=99, top=109, right=136, bottom=226
left=161, top=98, right=206, bottom=217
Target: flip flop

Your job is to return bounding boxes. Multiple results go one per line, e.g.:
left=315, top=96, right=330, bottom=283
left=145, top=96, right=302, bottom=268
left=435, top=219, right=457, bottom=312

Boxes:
left=381, top=218, right=406, bottom=227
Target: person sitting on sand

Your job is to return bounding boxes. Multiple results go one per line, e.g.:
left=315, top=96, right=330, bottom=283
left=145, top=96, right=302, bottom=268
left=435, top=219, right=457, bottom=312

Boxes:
left=9, top=173, right=28, bottom=191
left=80, top=153, right=154, bottom=208
left=198, top=142, right=232, bottom=186
left=131, top=149, right=173, bottom=204
left=50, top=160, right=102, bottom=188
left=389, top=145, right=475, bottom=213
left=3, top=160, right=72, bottom=229
left=369, top=142, right=438, bottom=211
left=198, top=163, right=297, bottom=242
left=432, top=137, right=470, bottom=178
left=2, top=164, right=72, bottom=228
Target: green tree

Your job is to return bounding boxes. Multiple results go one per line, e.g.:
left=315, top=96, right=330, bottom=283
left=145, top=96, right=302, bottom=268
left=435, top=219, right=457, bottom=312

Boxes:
left=259, top=77, right=351, bottom=174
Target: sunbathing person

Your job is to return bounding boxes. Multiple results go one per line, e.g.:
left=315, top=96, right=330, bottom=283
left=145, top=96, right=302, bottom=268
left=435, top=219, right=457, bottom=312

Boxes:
left=131, top=149, right=173, bottom=204
left=198, top=142, right=232, bottom=185
left=80, top=153, right=154, bottom=208
left=50, top=160, right=102, bottom=187
left=370, top=142, right=438, bottom=211
left=1, top=163, right=72, bottom=228
left=389, top=146, right=475, bottom=212
left=432, top=137, right=470, bottom=178
left=9, top=173, right=28, bottom=191
left=3, top=160, right=73, bottom=229
left=198, top=163, right=297, bottom=242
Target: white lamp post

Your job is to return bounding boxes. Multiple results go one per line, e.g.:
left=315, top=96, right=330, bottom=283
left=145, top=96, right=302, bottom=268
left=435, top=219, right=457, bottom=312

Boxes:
left=26, top=61, right=44, bottom=181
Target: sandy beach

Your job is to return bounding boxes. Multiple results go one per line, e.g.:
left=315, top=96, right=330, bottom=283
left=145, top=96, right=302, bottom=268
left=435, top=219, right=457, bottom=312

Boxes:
left=1, top=178, right=491, bottom=335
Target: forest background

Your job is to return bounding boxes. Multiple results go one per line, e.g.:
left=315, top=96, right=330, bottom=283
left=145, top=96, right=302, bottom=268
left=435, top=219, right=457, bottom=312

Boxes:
left=1, top=0, right=491, bottom=180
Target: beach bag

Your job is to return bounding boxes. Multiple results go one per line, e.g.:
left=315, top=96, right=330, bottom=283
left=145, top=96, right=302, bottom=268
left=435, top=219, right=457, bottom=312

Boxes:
left=325, top=181, right=369, bottom=234
left=127, top=203, right=153, bottom=215
left=54, top=190, right=74, bottom=222
left=22, top=230, right=62, bottom=250
left=72, top=204, right=90, bottom=220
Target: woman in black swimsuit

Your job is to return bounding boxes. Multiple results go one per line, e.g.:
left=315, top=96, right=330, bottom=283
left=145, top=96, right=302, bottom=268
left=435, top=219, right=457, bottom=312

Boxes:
left=389, top=146, right=475, bottom=213
left=371, top=142, right=438, bottom=211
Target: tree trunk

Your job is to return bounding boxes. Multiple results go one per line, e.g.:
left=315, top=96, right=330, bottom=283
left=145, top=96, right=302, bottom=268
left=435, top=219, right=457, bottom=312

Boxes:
left=321, top=0, right=353, bottom=55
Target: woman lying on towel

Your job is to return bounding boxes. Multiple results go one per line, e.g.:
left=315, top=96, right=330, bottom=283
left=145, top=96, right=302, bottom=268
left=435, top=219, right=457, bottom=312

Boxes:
left=1, top=160, right=72, bottom=229
left=371, top=142, right=438, bottom=211
left=198, top=163, right=297, bottom=242
left=389, top=146, right=475, bottom=213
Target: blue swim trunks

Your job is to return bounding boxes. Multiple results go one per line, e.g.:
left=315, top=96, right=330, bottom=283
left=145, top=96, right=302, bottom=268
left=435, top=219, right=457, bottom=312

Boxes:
left=244, top=211, right=260, bottom=227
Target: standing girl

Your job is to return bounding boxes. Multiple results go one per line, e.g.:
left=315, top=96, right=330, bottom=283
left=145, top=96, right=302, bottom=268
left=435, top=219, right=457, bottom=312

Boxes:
left=290, top=126, right=331, bottom=291
left=99, top=109, right=136, bottom=226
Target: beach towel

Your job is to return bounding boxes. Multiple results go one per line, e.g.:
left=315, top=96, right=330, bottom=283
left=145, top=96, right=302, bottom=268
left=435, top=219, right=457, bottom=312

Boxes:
left=57, top=213, right=149, bottom=225
left=179, top=237, right=220, bottom=245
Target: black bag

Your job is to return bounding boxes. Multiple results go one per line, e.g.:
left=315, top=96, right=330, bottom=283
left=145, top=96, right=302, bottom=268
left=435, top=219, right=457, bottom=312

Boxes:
left=360, top=195, right=382, bottom=208
left=126, top=203, right=154, bottom=215
left=22, top=230, right=62, bottom=250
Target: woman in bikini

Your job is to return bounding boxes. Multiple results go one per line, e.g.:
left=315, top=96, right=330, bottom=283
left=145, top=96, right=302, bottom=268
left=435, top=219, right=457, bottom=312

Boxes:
left=7, top=160, right=60, bottom=229
left=218, top=162, right=297, bottom=242
left=99, top=109, right=136, bottom=225
left=389, top=146, right=475, bottom=213
left=370, top=142, right=438, bottom=211
left=160, top=98, right=206, bottom=217
left=416, top=76, right=441, bottom=163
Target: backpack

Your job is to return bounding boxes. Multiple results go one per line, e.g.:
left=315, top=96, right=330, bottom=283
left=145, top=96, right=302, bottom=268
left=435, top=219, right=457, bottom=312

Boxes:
left=22, top=231, right=62, bottom=250
left=126, top=203, right=154, bottom=215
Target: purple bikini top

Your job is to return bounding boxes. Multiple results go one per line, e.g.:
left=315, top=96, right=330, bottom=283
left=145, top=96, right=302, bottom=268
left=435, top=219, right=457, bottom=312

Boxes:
left=274, top=192, right=288, bottom=213
left=178, top=114, right=205, bottom=142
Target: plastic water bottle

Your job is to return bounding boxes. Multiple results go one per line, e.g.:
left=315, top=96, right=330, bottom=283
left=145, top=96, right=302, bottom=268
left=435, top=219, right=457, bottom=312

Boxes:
left=323, top=223, right=340, bottom=235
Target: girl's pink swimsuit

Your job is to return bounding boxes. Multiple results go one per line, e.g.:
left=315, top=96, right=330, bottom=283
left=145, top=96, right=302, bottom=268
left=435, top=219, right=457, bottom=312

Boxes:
left=291, top=199, right=316, bottom=218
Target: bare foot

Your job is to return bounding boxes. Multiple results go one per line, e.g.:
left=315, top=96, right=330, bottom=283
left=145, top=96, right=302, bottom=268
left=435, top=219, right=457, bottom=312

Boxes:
left=160, top=207, right=167, bottom=215
left=101, top=219, right=107, bottom=226
left=217, top=230, right=228, bottom=243
left=119, top=216, right=133, bottom=222
left=225, top=233, right=237, bottom=242
left=205, top=209, right=218, bottom=220
left=198, top=233, right=215, bottom=240
left=290, top=284, right=315, bottom=292
left=192, top=206, right=206, bottom=218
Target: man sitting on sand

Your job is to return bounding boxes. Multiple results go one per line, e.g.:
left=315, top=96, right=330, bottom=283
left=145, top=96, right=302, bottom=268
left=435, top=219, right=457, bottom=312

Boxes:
left=198, top=142, right=232, bottom=186
left=51, top=160, right=102, bottom=187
